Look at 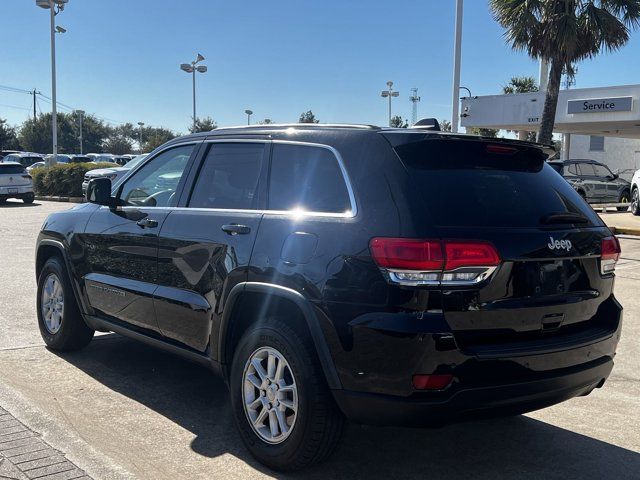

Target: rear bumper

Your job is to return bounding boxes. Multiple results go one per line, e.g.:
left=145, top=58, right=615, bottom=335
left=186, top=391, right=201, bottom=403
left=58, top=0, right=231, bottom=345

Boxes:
left=333, top=356, right=613, bottom=427
left=0, top=186, right=34, bottom=200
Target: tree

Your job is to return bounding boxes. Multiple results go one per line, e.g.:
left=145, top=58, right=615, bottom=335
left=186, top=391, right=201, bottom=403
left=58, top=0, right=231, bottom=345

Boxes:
left=439, top=119, right=452, bottom=132
left=259, top=118, right=274, bottom=125
left=102, top=133, right=133, bottom=155
left=490, top=0, right=640, bottom=144
left=467, top=127, right=500, bottom=138
left=18, top=112, right=108, bottom=153
left=503, top=76, right=538, bottom=95
left=390, top=115, right=409, bottom=128
left=141, top=127, right=177, bottom=152
left=298, top=110, right=319, bottom=123
left=189, top=117, right=217, bottom=133
left=502, top=76, right=539, bottom=141
left=0, top=118, right=20, bottom=151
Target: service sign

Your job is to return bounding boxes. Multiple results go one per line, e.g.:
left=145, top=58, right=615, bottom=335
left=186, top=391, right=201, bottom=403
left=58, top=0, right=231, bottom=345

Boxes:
left=568, top=97, right=633, bottom=114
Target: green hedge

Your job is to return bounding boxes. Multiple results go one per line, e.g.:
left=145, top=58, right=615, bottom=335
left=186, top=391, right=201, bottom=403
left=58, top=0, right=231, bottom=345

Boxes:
left=31, top=162, right=115, bottom=197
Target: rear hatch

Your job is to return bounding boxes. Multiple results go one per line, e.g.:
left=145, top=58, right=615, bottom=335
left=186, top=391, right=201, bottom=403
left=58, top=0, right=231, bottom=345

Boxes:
left=391, top=136, right=619, bottom=356
left=0, top=164, right=31, bottom=187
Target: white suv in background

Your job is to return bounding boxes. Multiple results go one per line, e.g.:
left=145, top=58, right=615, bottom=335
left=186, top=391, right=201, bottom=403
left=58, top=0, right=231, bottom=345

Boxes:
left=630, top=169, right=640, bottom=215
left=0, top=162, right=34, bottom=204
left=81, top=154, right=148, bottom=195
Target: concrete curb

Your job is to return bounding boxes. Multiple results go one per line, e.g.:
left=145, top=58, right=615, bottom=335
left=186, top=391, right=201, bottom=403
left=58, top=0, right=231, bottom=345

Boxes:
left=34, top=196, right=84, bottom=204
left=610, top=226, right=640, bottom=236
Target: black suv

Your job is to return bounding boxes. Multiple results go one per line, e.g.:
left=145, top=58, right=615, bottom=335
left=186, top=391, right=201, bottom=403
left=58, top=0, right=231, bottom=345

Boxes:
left=35, top=124, right=622, bottom=471
left=549, top=159, right=631, bottom=209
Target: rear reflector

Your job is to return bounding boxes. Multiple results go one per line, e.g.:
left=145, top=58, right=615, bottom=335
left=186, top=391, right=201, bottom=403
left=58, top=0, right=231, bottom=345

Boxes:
left=600, top=236, right=621, bottom=275
left=412, top=374, right=454, bottom=390
left=370, top=238, right=500, bottom=285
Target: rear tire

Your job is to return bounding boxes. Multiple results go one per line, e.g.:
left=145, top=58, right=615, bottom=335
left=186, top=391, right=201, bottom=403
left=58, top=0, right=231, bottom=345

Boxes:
left=23, top=193, right=34, bottom=204
left=618, top=190, right=630, bottom=212
left=631, top=188, right=640, bottom=216
left=37, top=257, right=94, bottom=351
left=229, top=318, right=344, bottom=471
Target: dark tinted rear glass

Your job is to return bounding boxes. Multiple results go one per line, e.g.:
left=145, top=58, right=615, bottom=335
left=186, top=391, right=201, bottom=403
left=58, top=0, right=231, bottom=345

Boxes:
left=0, top=164, right=27, bottom=174
left=269, top=144, right=351, bottom=214
left=394, top=139, right=602, bottom=228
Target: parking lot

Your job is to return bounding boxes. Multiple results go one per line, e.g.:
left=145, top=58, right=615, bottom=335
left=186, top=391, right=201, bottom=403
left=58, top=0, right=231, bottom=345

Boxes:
left=0, top=199, right=639, bottom=479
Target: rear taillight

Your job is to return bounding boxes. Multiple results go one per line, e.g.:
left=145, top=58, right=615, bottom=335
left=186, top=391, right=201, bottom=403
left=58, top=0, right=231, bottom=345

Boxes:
left=22, top=174, right=32, bottom=180
left=370, top=238, right=500, bottom=286
left=600, top=236, right=621, bottom=275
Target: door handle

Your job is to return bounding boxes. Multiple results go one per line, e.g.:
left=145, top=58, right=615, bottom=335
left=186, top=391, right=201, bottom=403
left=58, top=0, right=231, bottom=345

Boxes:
left=136, top=218, right=158, bottom=228
left=221, top=224, right=251, bottom=235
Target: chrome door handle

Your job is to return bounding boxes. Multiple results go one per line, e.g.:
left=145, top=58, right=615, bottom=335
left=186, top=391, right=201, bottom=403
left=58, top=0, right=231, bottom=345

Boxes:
left=136, top=218, right=158, bottom=228
left=221, top=224, right=251, bottom=235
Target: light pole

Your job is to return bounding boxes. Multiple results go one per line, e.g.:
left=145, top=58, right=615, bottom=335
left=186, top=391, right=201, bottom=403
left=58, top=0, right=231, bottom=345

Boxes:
left=180, top=54, right=207, bottom=132
left=380, top=81, right=399, bottom=127
left=245, top=109, right=253, bottom=125
left=451, top=0, right=464, bottom=133
left=75, top=109, right=84, bottom=154
left=37, top=0, right=68, bottom=165
left=137, top=122, right=144, bottom=153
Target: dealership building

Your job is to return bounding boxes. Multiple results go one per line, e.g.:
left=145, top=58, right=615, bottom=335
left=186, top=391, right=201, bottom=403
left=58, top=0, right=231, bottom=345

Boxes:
left=460, top=83, right=640, bottom=181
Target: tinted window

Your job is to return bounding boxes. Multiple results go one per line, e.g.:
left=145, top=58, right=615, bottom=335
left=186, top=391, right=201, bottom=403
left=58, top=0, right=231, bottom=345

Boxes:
left=579, top=163, right=596, bottom=176
left=269, top=144, right=351, bottom=214
left=119, top=144, right=194, bottom=207
left=189, top=143, right=265, bottom=209
left=394, top=139, right=602, bottom=228
left=593, top=164, right=611, bottom=177
left=567, top=163, right=579, bottom=175
left=0, top=164, right=27, bottom=174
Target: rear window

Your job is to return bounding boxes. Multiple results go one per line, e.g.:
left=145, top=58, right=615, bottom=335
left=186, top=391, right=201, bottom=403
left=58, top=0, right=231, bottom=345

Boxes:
left=394, top=139, right=602, bottom=228
left=0, top=164, right=27, bottom=175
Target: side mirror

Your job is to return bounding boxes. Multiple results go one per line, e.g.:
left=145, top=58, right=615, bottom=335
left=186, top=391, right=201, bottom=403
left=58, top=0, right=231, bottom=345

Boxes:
left=86, top=177, right=114, bottom=207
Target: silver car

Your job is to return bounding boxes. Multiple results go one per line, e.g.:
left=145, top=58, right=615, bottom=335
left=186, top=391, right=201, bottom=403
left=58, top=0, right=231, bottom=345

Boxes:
left=82, top=154, right=148, bottom=195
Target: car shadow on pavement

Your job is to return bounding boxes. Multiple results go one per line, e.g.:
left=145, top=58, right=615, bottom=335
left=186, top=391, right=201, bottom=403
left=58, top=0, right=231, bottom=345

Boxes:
left=55, top=334, right=640, bottom=480
left=0, top=201, right=40, bottom=207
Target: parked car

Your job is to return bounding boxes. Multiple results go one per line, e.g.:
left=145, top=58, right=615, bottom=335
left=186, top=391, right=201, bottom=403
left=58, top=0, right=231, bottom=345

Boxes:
left=36, top=124, right=622, bottom=471
left=43, top=154, right=92, bottom=164
left=0, top=162, right=34, bottom=203
left=26, top=161, right=46, bottom=173
left=548, top=159, right=631, bottom=210
left=0, top=150, right=21, bottom=161
left=86, top=153, right=117, bottom=164
left=81, top=154, right=148, bottom=195
left=1, top=152, right=45, bottom=168
left=628, top=168, right=640, bottom=215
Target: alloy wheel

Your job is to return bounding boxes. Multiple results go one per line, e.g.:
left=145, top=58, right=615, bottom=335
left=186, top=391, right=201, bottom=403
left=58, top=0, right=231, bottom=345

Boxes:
left=41, top=273, right=64, bottom=334
left=242, top=346, right=298, bottom=444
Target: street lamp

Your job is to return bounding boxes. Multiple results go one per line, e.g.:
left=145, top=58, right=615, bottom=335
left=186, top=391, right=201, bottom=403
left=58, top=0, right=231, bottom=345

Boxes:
left=137, top=122, right=144, bottom=153
left=180, top=53, right=207, bottom=132
left=380, top=81, right=399, bottom=127
left=37, top=0, right=68, bottom=165
left=245, top=109, right=253, bottom=125
left=74, top=110, right=84, bottom=154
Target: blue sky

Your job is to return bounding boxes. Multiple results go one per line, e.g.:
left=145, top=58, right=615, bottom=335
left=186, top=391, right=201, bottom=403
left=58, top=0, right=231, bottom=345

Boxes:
left=2, top=0, right=640, bottom=133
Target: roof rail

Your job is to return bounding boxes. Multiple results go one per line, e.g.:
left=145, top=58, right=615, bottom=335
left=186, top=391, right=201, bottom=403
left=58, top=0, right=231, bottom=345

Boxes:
left=213, top=123, right=379, bottom=131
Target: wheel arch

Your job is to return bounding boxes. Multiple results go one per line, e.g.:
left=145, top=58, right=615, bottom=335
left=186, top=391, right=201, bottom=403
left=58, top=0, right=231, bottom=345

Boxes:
left=36, top=239, right=90, bottom=315
left=218, top=282, right=342, bottom=390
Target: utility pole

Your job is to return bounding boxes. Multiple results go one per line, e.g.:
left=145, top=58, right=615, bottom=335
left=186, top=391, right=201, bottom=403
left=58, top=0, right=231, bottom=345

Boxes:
left=75, top=110, right=84, bottom=154
left=380, top=81, right=399, bottom=127
left=30, top=89, right=41, bottom=118
left=409, top=88, right=421, bottom=126
left=137, top=122, right=145, bottom=153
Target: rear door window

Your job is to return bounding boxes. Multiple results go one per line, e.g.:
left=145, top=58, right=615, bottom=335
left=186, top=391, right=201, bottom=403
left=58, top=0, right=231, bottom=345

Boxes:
left=393, top=138, right=602, bottom=228
left=188, top=143, right=266, bottom=210
left=268, top=144, right=352, bottom=214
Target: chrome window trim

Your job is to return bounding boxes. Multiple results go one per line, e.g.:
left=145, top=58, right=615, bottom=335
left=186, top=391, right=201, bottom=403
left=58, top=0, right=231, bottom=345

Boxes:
left=191, top=138, right=358, bottom=218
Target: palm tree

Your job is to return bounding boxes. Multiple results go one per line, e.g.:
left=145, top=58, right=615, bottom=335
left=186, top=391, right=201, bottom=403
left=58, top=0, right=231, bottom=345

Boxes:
left=490, top=0, right=640, bottom=145
left=502, top=76, right=538, bottom=95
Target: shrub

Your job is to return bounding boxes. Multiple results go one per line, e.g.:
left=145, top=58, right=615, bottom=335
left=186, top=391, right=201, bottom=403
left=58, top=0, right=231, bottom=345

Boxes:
left=31, top=162, right=115, bottom=197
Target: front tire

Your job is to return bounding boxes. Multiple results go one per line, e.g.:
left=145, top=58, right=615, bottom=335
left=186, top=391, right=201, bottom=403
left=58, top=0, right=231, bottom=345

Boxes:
left=37, top=257, right=94, bottom=351
left=618, top=190, right=630, bottom=212
left=631, top=189, right=640, bottom=216
left=230, top=318, right=344, bottom=471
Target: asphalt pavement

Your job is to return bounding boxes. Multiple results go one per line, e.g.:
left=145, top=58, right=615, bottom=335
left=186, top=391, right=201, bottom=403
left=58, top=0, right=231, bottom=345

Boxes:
left=0, top=199, right=639, bottom=479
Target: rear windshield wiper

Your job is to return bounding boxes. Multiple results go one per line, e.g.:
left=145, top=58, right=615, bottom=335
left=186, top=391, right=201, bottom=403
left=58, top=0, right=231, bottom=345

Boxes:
left=540, top=212, right=590, bottom=225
